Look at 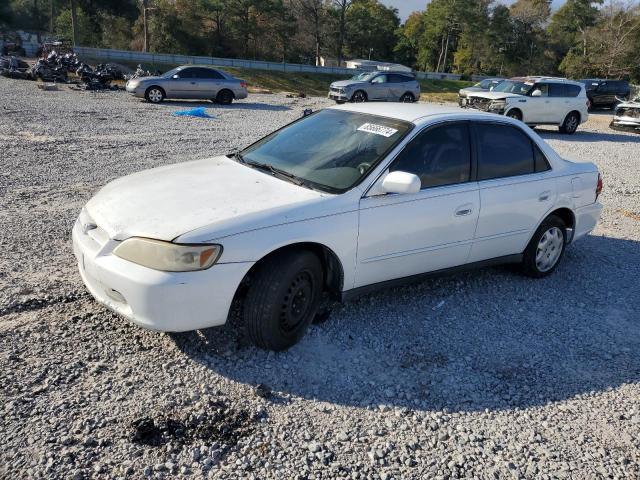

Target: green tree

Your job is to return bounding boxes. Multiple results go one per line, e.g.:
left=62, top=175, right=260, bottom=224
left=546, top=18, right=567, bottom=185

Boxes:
left=344, top=0, right=399, bottom=61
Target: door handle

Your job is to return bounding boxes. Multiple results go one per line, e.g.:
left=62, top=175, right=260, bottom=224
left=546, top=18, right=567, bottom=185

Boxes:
left=455, top=205, right=473, bottom=216
left=538, top=191, right=551, bottom=201
left=190, top=81, right=196, bottom=85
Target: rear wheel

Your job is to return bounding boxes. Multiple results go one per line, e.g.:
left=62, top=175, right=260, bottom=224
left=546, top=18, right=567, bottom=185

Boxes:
left=400, top=92, right=415, bottom=103
left=521, top=215, right=566, bottom=278
left=144, top=86, right=165, bottom=104
left=216, top=89, right=234, bottom=105
left=351, top=90, right=367, bottom=103
left=243, top=250, right=323, bottom=351
left=559, top=111, right=580, bottom=134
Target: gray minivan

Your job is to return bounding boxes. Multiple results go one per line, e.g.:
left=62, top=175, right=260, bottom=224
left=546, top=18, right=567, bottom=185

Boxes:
left=328, top=71, right=421, bottom=104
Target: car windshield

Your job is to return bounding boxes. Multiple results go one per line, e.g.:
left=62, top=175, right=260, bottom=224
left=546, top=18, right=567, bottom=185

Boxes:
left=492, top=80, right=532, bottom=95
left=239, top=109, right=412, bottom=193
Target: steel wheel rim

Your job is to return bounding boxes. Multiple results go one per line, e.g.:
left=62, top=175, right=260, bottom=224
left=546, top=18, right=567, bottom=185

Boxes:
left=279, top=271, right=314, bottom=333
left=149, top=89, right=162, bottom=102
left=535, top=227, right=564, bottom=272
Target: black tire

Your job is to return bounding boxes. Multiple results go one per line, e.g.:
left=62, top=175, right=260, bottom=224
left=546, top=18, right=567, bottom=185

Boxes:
left=351, top=90, right=367, bottom=103
left=559, top=111, right=580, bottom=134
left=400, top=92, right=415, bottom=103
left=216, top=89, right=234, bottom=105
left=506, top=109, right=522, bottom=121
left=144, top=86, right=165, bottom=103
left=243, top=249, right=323, bottom=351
left=335, top=100, right=346, bottom=105
left=521, top=215, right=567, bottom=278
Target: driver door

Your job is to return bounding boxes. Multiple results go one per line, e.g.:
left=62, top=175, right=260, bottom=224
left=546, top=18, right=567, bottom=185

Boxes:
left=355, top=121, right=480, bottom=287
left=368, top=74, right=391, bottom=101
left=524, top=83, right=550, bottom=123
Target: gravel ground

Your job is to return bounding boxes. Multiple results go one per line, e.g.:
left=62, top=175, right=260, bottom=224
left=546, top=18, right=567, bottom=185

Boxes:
left=1, top=77, right=639, bottom=480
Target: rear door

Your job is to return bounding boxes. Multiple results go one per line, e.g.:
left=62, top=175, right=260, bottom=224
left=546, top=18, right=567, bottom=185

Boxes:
left=388, top=74, right=409, bottom=100
left=192, top=67, right=224, bottom=99
left=468, top=121, right=556, bottom=262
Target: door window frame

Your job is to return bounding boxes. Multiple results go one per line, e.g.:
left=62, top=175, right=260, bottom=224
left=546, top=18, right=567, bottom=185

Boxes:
left=470, top=120, right=553, bottom=182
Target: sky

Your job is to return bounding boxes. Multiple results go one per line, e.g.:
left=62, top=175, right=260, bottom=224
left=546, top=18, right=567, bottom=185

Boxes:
left=381, top=0, right=566, bottom=22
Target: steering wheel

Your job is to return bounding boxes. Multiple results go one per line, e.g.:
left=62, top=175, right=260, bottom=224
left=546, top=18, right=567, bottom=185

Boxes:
left=357, top=162, right=371, bottom=175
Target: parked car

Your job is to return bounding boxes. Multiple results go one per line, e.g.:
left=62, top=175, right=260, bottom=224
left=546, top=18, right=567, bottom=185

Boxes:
left=579, top=79, right=630, bottom=110
left=458, top=77, right=504, bottom=107
left=610, top=96, right=640, bottom=133
left=328, top=71, right=421, bottom=103
left=73, top=103, right=603, bottom=351
left=0, top=32, right=26, bottom=57
left=125, top=65, right=248, bottom=104
left=466, top=76, right=589, bottom=134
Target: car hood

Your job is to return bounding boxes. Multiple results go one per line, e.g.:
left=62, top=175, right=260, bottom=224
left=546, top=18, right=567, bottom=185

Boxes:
left=85, top=156, right=333, bottom=242
left=468, top=91, right=523, bottom=100
left=459, top=86, right=483, bottom=95
left=331, top=80, right=366, bottom=89
left=129, top=76, right=164, bottom=84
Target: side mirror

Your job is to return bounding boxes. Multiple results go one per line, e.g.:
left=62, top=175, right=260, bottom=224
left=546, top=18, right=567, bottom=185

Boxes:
left=172, top=74, right=179, bottom=79
left=381, top=171, right=421, bottom=195
left=531, top=89, right=542, bottom=97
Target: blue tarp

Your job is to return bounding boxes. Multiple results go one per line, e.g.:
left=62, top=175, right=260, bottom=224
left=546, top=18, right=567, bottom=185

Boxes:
left=172, top=107, right=215, bottom=118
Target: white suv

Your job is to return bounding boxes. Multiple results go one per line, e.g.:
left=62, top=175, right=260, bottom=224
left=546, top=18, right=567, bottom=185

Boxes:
left=466, top=77, right=589, bottom=134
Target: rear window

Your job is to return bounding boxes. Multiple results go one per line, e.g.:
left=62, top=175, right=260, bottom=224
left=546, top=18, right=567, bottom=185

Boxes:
left=565, top=84, right=581, bottom=97
left=549, top=84, right=566, bottom=97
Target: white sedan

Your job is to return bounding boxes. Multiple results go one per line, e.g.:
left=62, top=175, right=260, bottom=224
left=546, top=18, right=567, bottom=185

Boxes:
left=73, top=103, right=603, bottom=350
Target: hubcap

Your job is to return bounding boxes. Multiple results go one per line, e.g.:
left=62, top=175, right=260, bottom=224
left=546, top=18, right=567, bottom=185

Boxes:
left=279, top=272, right=314, bottom=333
left=535, top=227, right=564, bottom=272
left=149, top=89, right=162, bottom=102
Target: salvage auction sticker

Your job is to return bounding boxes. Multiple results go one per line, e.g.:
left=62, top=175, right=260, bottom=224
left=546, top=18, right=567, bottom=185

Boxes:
left=357, top=123, right=398, bottom=137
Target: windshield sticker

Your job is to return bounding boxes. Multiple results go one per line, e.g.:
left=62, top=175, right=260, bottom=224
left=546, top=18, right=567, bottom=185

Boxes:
left=357, top=123, right=398, bottom=137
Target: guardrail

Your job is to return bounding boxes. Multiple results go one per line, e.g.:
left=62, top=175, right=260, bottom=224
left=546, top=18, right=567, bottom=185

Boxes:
left=74, top=46, right=463, bottom=81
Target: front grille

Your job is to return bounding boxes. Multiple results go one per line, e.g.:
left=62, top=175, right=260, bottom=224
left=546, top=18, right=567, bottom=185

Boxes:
left=468, top=97, right=492, bottom=111
left=330, top=87, right=343, bottom=94
left=616, top=107, right=640, bottom=119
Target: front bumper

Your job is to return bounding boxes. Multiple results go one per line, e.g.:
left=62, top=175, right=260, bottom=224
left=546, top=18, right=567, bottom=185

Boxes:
left=610, top=118, right=640, bottom=133
left=72, top=218, right=253, bottom=332
left=125, top=82, right=145, bottom=98
left=328, top=91, right=349, bottom=102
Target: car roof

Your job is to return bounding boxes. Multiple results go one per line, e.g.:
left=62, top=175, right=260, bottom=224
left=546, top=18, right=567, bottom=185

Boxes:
left=329, top=102, right=498, bottom=124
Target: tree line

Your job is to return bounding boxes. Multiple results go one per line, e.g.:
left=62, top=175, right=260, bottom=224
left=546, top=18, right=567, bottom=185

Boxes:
left=2, top=0, right=639, bottom=81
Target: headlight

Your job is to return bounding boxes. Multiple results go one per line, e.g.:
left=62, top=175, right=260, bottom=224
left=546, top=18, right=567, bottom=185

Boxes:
left=489, top=100, right=506, bottom=110
left=113, top=238, right=222, bottom=272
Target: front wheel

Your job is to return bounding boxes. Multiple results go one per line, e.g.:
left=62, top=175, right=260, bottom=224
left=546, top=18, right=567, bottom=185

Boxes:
left=506, top=109, right=522, bottom=121
left=243, top=250, right=323, bottom=351
left=351, top=90, right=367, bottom=103
left=145, top=86, right=165, bottom=103
left=559, top=112, right=579, bottom=134
left=521, top=215, right=566, bottom=278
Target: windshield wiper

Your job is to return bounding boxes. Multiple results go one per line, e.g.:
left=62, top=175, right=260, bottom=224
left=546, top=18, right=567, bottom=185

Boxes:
left=245, top=160, right=305, bottom=186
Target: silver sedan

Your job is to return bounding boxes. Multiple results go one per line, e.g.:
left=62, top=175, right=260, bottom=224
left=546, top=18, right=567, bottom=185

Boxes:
left=125, top=65, right=248, bottom=104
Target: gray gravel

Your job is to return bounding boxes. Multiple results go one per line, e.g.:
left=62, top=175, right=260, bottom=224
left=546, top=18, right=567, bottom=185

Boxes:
left=1, top=77, right=639, bottom=479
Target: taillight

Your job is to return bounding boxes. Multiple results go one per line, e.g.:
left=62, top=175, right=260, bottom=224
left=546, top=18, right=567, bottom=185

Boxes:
left=596, top=173, right=603, bottom=200
left=240, top=81, right=247, bottom=88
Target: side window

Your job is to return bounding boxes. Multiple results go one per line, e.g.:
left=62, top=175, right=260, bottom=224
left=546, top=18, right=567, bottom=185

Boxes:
left=532, top=83, right=549, bottom=96
left=201, top=68, right=224, bottom=79
left=565, top=84, right=581, bottom=97
left=371, top=74, right=388, bottom=84
left=534, top=145, right=550, bottom=172
left=476, top=123, right=535, bottom=180
left=390, top=122, right=471, bottom=189
left=176, top=68, right=194, bottom=78
left=549, top=83, right=566, bottom=97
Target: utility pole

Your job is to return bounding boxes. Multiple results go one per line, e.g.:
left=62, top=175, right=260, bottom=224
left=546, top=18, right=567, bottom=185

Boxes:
left=142, top=0, right=149, bottom=53
left=70, top=0, right=78, bottom=46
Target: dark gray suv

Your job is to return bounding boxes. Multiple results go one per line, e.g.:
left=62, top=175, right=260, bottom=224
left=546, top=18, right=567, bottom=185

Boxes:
left=328, top=71, right=421, bottom=104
